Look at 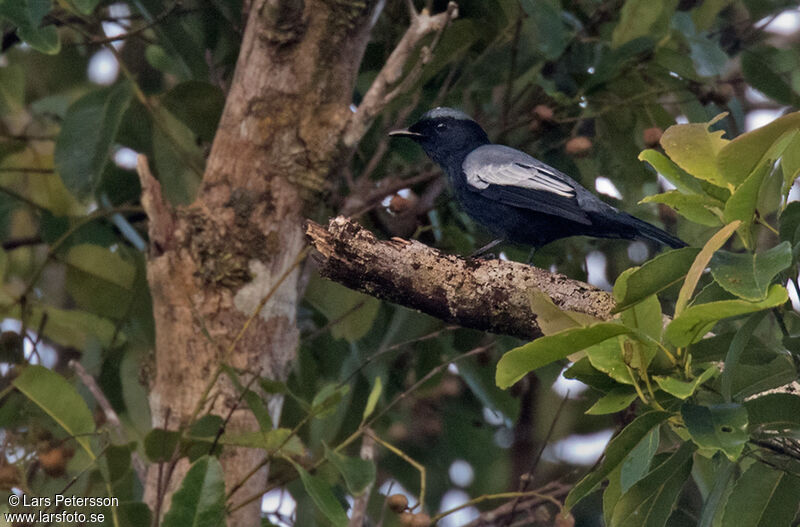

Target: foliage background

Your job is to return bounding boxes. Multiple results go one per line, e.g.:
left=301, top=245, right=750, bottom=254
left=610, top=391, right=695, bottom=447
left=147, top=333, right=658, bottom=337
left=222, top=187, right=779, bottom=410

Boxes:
left=1, top=0, right=800, bottom=525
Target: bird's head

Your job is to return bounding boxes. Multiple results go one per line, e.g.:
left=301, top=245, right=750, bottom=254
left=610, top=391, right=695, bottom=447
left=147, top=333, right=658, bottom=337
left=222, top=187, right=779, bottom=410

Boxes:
left=389, top=107, right=490, bottom=167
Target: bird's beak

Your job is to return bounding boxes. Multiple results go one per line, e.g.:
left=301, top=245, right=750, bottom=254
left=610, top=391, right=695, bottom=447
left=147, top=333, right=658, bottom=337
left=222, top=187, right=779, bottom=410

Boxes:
left=389, top=129, right=424, bottom=138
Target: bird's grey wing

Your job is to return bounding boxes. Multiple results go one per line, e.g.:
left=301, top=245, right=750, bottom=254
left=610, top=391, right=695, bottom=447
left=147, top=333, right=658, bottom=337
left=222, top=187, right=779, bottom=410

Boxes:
left=463, top=146, right=592, bottom=225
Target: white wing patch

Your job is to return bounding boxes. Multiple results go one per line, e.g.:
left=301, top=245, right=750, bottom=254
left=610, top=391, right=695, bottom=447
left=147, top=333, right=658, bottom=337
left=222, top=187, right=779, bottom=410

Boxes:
left=465, top=160, right=576, bottom=198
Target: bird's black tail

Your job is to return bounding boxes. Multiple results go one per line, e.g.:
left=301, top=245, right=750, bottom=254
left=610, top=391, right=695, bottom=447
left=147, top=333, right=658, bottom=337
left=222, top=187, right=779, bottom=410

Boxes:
left=620, top=212, right=687, bottom=248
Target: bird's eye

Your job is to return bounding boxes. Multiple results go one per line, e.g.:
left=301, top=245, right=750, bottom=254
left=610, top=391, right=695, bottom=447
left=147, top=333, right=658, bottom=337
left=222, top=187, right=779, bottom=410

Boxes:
left=436, top=123, right=447, bottom=131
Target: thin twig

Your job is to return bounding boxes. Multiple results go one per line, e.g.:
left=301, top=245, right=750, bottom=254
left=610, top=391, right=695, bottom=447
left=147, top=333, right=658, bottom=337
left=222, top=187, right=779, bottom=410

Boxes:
left=70, top=360, right=148, bottom=483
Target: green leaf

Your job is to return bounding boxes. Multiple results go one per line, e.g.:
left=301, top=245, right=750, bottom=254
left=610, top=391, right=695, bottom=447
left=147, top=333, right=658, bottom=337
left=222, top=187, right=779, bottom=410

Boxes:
left=565, top=411, right=671, bottom=510
left=162, top=456, right=226, bottom=527
left=521, top=0, right=570, bottom=59
left=362, top=377, right=382, bottom=421
left=13, top=365, right=95, bottom=456
left=54, top=83, right=133, bottom=200
left=613, top=247, right=701, bottom=312
left=745, top=393, right=800, bottom=434
left=305, top=275, right=381, bottom=342
left=681, top=403, right=748, bottom=461
left=323, top=444, right=376, bottom=496
left=640, top=192, right=723, bottom=226
left=131, top=0, right=208, bottom=80
left=216, top=429, right=304, bottom=457
left=711, top=243, right=792, bottom=302
left=620, top=427, right=659, bottom=493
left=779, top=202, right=800, bottom=256
left=0, top=65, right=24, bottom=116
left=653, top=365, right=719, bottom=400
left=563, top=357, right=620, bottom=392
left=638, top=149, right=704, bottom=195
left=151, top=106, right=204, bottom=205
left=528, top=289, right=599, bottom=335
left=728, top=353, right=796, bottom=401
left=740, top=49, right=800, bottom=107
left=65, top=244, right=137, bottom=319
left=0, top=0, right=60, bottom=53
left=717, top=110, right=800, bottom=188
left=311, top=384, right=350, bottom=418
left=70, top=0, right=101, bottom=14
left=496, top=324, right=632, bottom=389
left=665, top=285, right=788, bottom=347
left=611, top=0, right=677, bottom=49
left=697, top=456, right=735, bottom=527
left=118, top=502, right=152, bottom=527
left=222, top=365, right=272, bottom=431
left=160, top=81, right=225, bottom=143
left=780, top=132, right=800, bottom=195
left=289, top=460, right=348, bottom=527
left=660, top=114, right=729, bottom=187
left=586, top=386, right=638, bottom=415
left=721, top=462, right=800, bottom=527
left=720, top=311, right=767, bottom=402
left=676, top=221, right=741, bottom=317
left=144, top=428, right=180, bottom=462
left=586, top=338, right=634, bottom=385
left=610, top=442, right=695, bottom=527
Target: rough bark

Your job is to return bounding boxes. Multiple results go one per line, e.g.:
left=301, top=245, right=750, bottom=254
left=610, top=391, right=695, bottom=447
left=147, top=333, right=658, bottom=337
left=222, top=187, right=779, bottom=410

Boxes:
left=305, top=217, right=616, bottom=340
left=140, top=1, right=385, bottom=524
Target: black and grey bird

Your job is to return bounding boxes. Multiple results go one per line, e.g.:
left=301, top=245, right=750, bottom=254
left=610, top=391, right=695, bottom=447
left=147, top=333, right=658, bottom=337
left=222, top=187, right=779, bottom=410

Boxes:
left=389, top=107, right=686, bottom=253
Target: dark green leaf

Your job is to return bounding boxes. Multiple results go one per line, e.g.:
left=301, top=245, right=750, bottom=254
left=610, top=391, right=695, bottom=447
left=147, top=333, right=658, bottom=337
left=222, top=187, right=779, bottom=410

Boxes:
left=310, top=384, right=350, bottom=418
left=720, top=311, right=767, bottom=402
left=745, top=393, right=800, bottom=434
left=222, top=365, right=272, bottom=431
left=71, top=0, right=101, bottom=15
left=162, top=456, right=226, bottom=527
left=496, top=323, right=632, bottom=389
left=697, top=456, right=735, bottom=527
left=681, top=403, right=748, bottom=460
left=289, top=460, right=348, bottom=527
left=779, top=201, right=800, bottom=250
left=613, top=247, right=701, bottom=312
left=521, top=0, right=570, bottom=59
left=323, top=444, right=376, bottom=496
left=161, top=81, right=225, bottom=143
left=118, top=502, right=152, bottom=527
left=620, top=427, right=659, bottom=493
left=13, top=365, right=95, bottom=456
left=144, top=428, right=180, bottom=463
left=721, top=461, right=800, bottom=527
left=610, top=442, right=695, bottom=527
left=741, top=49, right=800, bottom=107
left=566, top=411, right=671, bottom=510
left=0, top=0, right=60, bottom=53
left=54, top=83, right=133, bottom=200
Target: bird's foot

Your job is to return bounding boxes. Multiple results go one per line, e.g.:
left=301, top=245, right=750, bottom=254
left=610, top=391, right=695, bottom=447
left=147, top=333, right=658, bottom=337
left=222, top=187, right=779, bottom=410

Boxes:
left=470, top=239, right=504, bottom=259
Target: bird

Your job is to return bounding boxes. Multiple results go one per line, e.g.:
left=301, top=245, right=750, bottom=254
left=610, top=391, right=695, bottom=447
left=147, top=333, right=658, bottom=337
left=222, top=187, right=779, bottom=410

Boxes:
left=389, top=107, right=686, bottom=255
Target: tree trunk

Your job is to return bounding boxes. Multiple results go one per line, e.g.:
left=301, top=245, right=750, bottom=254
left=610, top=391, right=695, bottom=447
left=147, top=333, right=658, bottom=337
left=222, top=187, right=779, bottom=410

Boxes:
left=140, top=1, right=381, bottom=524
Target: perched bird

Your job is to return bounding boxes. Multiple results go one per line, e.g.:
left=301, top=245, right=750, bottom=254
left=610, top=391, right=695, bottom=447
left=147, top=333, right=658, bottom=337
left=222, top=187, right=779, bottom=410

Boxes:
left=389, top=107, right=686, bottom=254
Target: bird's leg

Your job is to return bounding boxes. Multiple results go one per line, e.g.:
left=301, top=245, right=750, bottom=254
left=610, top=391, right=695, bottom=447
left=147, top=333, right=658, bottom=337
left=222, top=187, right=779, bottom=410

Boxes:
left=470, top=238, right=504, bottom=259
left=526, top=247, right=536, bottom=264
